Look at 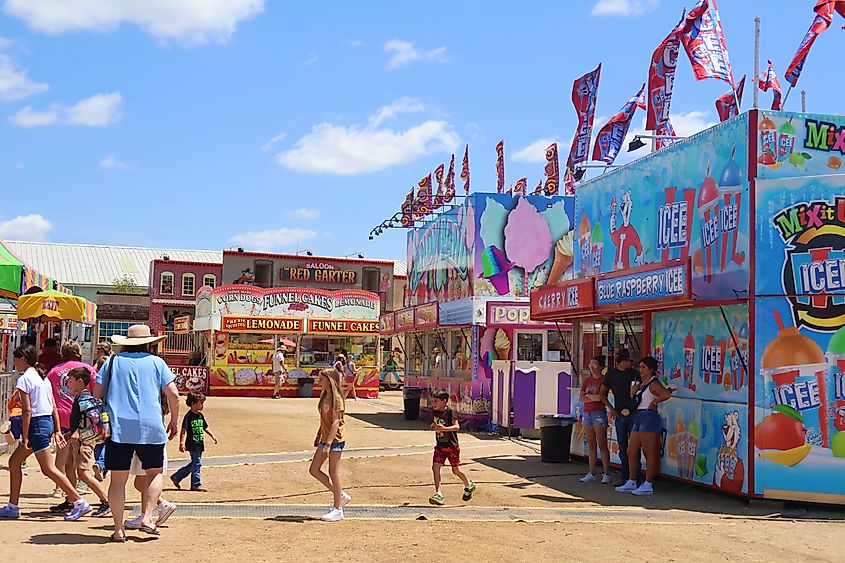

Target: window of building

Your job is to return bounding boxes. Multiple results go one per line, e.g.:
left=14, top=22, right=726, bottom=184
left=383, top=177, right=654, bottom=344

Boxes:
left=428, top=331, right=447, bottom=378
left=362, top=267, right=380, bottom=292
left=254, top=260, right=273, bottom=288
left=516, top=331, right=544, bottom=362
left=450, top=329, right=472, bottom=379
left=203, top=274, right=217, bottom=288
left=182, top=273, right=196, bottom=296
left=160, top=272, right=174, bottom=295
left=547, top=330, right=573, bottom=362
left=98, top=321, right=133, bottom=339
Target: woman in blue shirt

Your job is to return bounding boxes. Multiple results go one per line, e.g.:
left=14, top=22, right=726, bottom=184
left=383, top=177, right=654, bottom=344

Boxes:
left=94, top=324, right=180, bottom=542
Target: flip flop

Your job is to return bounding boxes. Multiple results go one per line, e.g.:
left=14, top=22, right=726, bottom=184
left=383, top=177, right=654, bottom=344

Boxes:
left=139, top=524, right=160, bottom=536
left=110, top=532, right=126, bottom=543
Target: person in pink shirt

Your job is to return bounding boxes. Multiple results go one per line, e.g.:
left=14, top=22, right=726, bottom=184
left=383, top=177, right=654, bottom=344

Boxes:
left=46, top=341, right=97, bottom=515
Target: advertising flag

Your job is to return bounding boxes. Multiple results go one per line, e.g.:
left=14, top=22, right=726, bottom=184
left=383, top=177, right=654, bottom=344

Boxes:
left=513, top=178, right=527, bottom=196
left=647, top=12, right=685, bottom=130
left=566, top=63, right=602, bottom=171
left=533, top=180, right=543, bottom=195
left=460, top=144, right=470, bottom=194
left=758, top=59, right=783, bottom=110
left=563, top=167, right=575, bottom=196
left=784, top=0, right=845, bottom=87
left=415, top=173, right=432, bottom=218
left=679, top=0, right=734, bottom=84
left=592, top=83, right=646, bottom=165
left=400, top=186, right=414, bottom=227
left=544, top=142, right=559, bottom=196
left=444, top=154, right=456, bottom=204
left=432, top=163, right=445, bottom=209
left=715, top=74, right=745, bottom=122
left=495, top=140, right=505, bottom=193
left=655, top=118, right=677, bottom=150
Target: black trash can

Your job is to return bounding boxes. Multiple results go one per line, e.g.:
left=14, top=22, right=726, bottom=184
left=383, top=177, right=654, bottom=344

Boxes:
left=536, top=414, right=575, bottom=463
left=298, top=378, right=314, bottom=398
left=403, top=387, right=423, bottom=420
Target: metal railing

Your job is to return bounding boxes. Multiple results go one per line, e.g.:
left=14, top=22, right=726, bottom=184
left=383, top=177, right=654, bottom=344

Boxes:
left=0, top=372, right=17, bottom=454
left=162, top=331, right=204, bottom=355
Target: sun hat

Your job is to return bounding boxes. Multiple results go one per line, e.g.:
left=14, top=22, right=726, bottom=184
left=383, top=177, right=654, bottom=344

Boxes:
left=111, top=324, right=167, bottom=346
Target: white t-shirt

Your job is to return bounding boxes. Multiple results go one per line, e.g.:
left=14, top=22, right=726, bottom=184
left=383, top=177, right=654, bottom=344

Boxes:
left=272, top=351, right=286, bottom=374
left=16, top=367, right=55, bottom=417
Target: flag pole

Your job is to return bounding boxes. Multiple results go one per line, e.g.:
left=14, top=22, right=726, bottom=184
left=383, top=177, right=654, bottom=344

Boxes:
left=801, top=90, right=807, bottom=112
left=782, top=84, right=794, bottom=108
left=752, top=16, right=760, bottom=109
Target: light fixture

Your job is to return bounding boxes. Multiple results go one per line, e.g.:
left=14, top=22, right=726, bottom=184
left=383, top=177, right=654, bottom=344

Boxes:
left=573, top=168, right=586, bottom=182
left=306, top=250, right=313, bottom=256
left=628, top=137, right=647, bottom=152
left=237, top=246, right=244, bottom=253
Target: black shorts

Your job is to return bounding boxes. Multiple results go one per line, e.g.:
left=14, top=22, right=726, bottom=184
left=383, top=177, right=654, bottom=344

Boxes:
left=105, top=439, right=166, bottom=472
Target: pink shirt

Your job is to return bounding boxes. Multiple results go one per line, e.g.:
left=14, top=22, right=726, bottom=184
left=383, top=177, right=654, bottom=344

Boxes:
left=47, top=360, right=97, bottom=429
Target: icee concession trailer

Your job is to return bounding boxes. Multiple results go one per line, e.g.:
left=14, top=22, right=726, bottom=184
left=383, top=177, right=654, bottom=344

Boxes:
left=531, top=109, right=845, bottom=504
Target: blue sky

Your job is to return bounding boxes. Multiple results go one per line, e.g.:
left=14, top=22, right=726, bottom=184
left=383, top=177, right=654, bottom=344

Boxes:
left=0, top=0, right=841, bottom=261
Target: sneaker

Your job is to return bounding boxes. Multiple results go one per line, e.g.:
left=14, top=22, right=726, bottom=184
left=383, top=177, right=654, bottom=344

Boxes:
left=93, top=465, right=104, bottom=482
left=0, top=504, right=20, bottom=519
left=65, top=500, right=93, bottom=521
left=271, top=394, right=281, bottom=399
left=580, top=473, right=598, bottom=483
left=50, top=500, right=73, bottom=513
left=92, top=502, right=111, bottom=517
left=320, top=507, right=344, bottom=522
left=156, top=501, right=177, bottom=526
left=462, top=482, right=477, bottom=501
left=428, top=492, right=445, bottom=506
left=124, top=514, right=144, bottom=529
left=632, top=482, right=654, bottom=496
left=190, top=487, right=208, bottom=492
left=170, top=476, right=181, bottom=490
left=77, top=481, right=91, bottom=494
left=340, top=492, right=351, bottom=508
left=615, top=480, right=638, bottom=492
left=0, top=420, right=10, bottom=434
left=601, top=474, right=612, bottom=484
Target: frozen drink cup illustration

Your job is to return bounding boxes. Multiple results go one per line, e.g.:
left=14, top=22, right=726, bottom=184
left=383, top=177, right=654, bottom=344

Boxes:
left=758, top=114, right=777, bottom=165
left=777, top=119, right=796, bottom=163
left=761, top=310, right=830, bottom=448
left=578, top=213, right=591, bottom=277
left=826, top=325, right=845, bottom=444
left=697, top=166, right=720, bottom=284
left=718, top=148, right=742, bottom=272
left=684, top=328, right=696, bottom=391
left=590, top=220, right=604, bottom=275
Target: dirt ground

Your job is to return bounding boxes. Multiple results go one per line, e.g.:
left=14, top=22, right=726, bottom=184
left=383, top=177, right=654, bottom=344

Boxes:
left=1, top=392, right=843, bottom=561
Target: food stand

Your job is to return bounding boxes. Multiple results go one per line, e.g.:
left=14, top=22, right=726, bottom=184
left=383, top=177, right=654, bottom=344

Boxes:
left=402, top=192, right=576, bottom=429
left=530, top=109, right=845, bottom=504
left=194, top=285, right=381, bottom=397
left=16, top=289, right=97, bottom=365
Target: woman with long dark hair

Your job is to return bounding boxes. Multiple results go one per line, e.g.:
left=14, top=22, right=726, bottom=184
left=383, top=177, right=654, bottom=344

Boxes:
left=615, top=355, right=673, bottom=496
left=309, top=367, right=350, bottom=522
left=0, top=345, right=89, bottom=519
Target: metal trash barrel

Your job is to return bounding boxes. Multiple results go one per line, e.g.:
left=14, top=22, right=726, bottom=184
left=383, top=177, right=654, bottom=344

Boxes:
left=402, top=387, right=423, bottom=420
left=536, top=414, right=575, bottom=463
left=298, top=378, right=314, bottom=398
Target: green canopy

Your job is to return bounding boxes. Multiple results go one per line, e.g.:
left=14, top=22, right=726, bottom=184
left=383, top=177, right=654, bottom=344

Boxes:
left=0, top=240, right=22, bottom=297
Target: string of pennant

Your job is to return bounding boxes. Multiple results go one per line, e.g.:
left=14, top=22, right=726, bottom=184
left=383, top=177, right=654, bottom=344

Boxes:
left=392, top=0, right=842, bottom=226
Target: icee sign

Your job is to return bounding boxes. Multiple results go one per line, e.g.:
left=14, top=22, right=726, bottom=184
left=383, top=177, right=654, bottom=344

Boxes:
left=597, top=263, right=687, bottom=306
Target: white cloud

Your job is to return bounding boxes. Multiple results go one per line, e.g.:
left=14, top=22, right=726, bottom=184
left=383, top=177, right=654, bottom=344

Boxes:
left=304, top=51, right=319, bottom=66
left=3, top=0, right=265, bottom=44
left=228, top=227, right=317, bottom=252
left=65, top=91, right=122, bottom=126
left=667, top=110, right=718, bottom=138
left=512, top=137, right=558, bottom=163
left=9, top=104, right=58, bottom=126
left=0, top=52, right=49, bottom=101
left=286, top=208, right=320, bottom=220
left=275, top=98, right=460, bottom=175
left=384, top=39, right=449, bottom=69
left=591, top=0, right=659, bottom=16
left=99, top=155, right=131, bottom=169
left=260, top=132, right=287, bottom=153
left=0, top=213, right=52, bottom=241
left=345, top=39, right=365, bottom=47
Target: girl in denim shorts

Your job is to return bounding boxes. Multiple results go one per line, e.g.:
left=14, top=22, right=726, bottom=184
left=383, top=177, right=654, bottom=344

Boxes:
left=579, top=355, right=612, bottom=484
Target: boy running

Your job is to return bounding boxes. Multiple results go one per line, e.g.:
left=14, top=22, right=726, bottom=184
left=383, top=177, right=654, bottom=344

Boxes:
left=428, top=390, right=476, bottom=506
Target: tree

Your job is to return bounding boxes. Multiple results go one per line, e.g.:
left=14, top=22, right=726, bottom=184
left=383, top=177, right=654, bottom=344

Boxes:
left=112, top=274, right=143, bottom=294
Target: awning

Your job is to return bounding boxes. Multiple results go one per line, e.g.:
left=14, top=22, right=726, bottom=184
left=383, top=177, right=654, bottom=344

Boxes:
left=0, top=239, right=69, bottom=298
left=17, top=290, right=97, bottom=324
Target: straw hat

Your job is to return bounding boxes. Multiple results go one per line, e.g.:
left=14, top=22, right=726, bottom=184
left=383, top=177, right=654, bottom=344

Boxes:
left=111, top=324, right=167, bottom=346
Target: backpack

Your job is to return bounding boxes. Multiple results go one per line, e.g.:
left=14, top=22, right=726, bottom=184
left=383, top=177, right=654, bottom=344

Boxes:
left=79, top=357, right=114, bottom=444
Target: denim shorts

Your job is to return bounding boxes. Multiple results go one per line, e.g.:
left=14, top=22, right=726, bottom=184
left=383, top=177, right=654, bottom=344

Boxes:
left=632, top=409, right=662, bottom=433
left=317, top=441, right=345, bottom=452
left=28, top=415, right=55, bottom=453
left=582, top=409, right=608, bottom=428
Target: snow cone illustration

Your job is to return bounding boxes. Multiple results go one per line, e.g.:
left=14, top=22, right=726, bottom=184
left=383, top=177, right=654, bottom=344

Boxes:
left=697, top=165, right=721, bottom=284
left=718, top=147, right=743, bottom=271
left=481, top=245, right=513, bottom=295
left=578, top=213, right=591, bottom=277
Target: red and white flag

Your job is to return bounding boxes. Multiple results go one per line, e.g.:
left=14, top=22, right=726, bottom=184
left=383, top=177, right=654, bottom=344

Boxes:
left=444, top=154, right=456, bottom=204
left=592, top=83, right=646, bottom=165
left=495, top=140, right=505, bottom=193
left=544, top=142, right=560, bottom=196
left=512, top=178, right=527, bottom=196
left=785, top=0, right=845, bottom=87
left=415, top=174, right=432, bottom=218
left=715, top=75, right=745, bottom=122
left=566, top=63, right=601, bottom=171
left=647, top=12, right=685, bottom=131
left=758, top=59, right=783, bottom=111
left=460, top=144, right=470, bottom=194
left=655, top=118, right=677, bottom=150
left=400, top=186, right=414, bottom=227
left=679, top=0, right=734, bottom=85
left=432, top=163, right=445, bottom=209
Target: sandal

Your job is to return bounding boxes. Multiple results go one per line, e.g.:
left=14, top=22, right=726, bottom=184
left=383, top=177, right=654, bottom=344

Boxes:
left=139, top=524, right=161, bottom=536
left=110, top=532, right=126, bottom=543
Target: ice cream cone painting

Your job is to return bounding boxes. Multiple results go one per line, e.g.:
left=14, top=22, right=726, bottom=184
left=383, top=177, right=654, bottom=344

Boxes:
left=494, top=329, right=512, bottom=361
left=547, top=231, right=574, bottom=285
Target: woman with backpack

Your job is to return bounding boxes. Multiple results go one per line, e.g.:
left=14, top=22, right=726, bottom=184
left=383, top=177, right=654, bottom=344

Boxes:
left=615, top=355, right=673, bottom=497
left=0, top=345, right=90, bottom=520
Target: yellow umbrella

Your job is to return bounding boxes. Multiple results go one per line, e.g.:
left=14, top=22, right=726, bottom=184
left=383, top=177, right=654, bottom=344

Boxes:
left=17, top=290, right=96, bottom=324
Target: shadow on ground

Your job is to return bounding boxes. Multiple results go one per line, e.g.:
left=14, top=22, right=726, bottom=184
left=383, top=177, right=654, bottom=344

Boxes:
left=346, top=412, right=505, bottom=441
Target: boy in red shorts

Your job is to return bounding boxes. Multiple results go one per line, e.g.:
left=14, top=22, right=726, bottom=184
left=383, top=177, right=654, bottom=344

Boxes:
left=428, top=390, right=476, bottom=506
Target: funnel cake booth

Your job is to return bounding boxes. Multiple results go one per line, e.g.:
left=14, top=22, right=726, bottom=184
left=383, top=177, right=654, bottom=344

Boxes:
left=401, top=192, right=576, bottom=429
left=531, top=110, right=845, bottom=504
